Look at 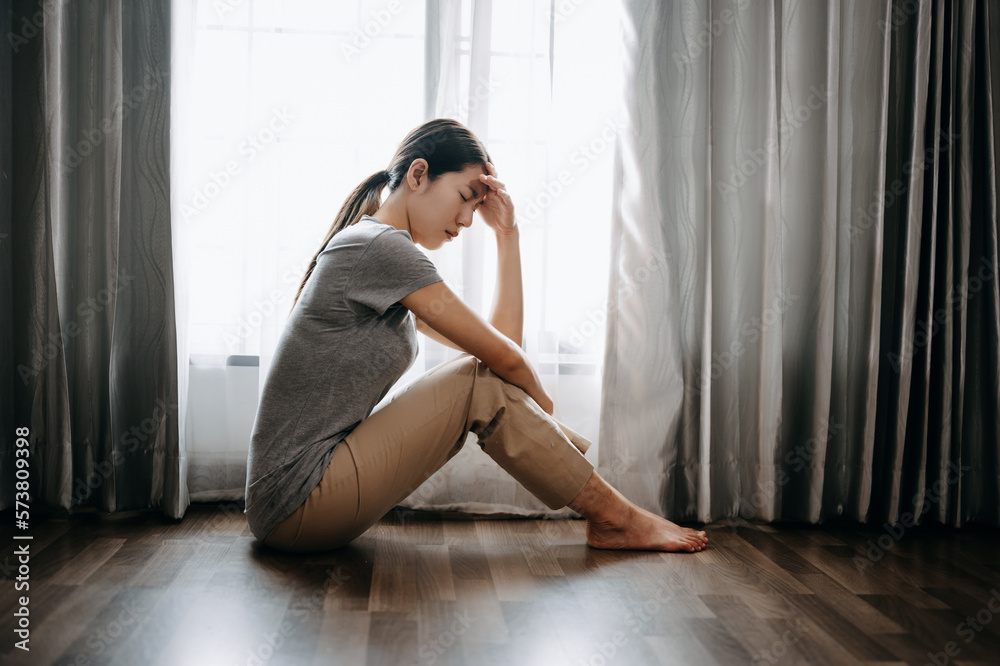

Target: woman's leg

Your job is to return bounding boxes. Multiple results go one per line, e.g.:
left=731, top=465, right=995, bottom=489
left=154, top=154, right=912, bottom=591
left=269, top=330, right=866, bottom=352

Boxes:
left=568, top=471, right=708, bottom=552
left=263, top=352, right=707, bottom=553
left=261, top=436, right=364, bottom=552
left=262, top=352, right=592, bottom=552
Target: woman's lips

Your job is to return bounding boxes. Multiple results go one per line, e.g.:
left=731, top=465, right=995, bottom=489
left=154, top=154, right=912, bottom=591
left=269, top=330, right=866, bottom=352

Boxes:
left=445, top=230, right=454, bottom=240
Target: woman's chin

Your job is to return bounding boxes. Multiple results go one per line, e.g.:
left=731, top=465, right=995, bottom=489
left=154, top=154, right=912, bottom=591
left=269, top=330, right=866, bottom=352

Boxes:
left=419, top=238, right=446, bottom=251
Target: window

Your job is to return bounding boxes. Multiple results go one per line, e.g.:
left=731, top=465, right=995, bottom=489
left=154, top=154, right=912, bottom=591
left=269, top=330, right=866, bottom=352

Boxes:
left=173, top=0, right=623, bottom=505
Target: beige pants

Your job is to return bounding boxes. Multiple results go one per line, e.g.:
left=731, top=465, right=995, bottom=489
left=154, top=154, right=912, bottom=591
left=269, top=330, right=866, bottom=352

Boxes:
left=262, top=352, right=595, bottom=552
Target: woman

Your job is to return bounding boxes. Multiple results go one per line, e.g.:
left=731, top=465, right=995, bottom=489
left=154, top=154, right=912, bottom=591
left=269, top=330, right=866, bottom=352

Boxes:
left=243, top=119, right=708, bottom=554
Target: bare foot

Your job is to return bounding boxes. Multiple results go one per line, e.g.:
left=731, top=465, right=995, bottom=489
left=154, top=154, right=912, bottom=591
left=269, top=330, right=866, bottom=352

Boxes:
left=567, top=470, right=709, bottom=553
left=586, top=504, right=709, bottom=552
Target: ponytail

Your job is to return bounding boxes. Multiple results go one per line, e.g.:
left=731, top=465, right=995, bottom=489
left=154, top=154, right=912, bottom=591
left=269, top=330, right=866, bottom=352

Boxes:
left=291, top=169, right=391, bottom=308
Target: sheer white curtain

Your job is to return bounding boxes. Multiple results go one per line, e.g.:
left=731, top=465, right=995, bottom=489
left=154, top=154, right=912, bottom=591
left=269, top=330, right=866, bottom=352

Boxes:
left=170, top=0, right=624, bottom=514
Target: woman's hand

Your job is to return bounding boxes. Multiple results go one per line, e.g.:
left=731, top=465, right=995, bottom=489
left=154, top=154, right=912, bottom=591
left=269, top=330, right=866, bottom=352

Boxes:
left=477, top=162, right=516, bottom=236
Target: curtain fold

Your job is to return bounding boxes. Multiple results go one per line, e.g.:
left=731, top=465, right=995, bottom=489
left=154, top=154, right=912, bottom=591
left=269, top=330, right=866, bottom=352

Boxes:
left=605, top=0, right=999, bottom=528
left=2, top=0, right=183, bottom=518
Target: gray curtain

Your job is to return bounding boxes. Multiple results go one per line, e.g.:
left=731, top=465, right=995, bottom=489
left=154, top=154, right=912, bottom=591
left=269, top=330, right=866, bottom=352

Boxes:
left=602, top=0, right=999, bottom=527
left=0, top=0, right=184, bottom=517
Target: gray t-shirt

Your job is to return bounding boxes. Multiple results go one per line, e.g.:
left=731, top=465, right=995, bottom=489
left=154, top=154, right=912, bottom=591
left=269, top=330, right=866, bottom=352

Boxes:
left=244, top=214, right=444, bottom=540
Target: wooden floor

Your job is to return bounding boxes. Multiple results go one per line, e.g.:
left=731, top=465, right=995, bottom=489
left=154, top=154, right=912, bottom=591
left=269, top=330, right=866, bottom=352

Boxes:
left=1, top=504, right=999, bottom=666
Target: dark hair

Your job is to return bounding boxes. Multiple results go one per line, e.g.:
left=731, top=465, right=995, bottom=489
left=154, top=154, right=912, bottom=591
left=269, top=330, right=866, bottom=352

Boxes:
left=292, top=118, right=493, bottom=307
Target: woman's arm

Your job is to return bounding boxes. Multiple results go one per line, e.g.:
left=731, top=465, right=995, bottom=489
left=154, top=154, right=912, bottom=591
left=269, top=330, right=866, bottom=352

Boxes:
left=415, top=314, right=467, bottom=352
left=487, top=226, right=523, bottom=347
left=415, top=227, right=521, bottom=352
left=400, top=280, right=554, bottom=414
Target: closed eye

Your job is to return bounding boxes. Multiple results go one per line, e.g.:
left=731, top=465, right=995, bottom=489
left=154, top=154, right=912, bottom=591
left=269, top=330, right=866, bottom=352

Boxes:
left=462, top=193, right=483, bottom=209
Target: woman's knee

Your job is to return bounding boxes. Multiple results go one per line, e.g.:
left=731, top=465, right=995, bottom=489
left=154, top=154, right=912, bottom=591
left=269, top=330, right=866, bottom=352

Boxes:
left=426, top=353, right=481, bottom=398
left=403, top=353, right=478, bottom=395
left=451, top=352, right=479, bottom=374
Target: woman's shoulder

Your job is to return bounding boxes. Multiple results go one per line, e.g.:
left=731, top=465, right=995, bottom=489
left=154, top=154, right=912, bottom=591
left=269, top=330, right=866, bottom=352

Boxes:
left=328, top=216, right=415, bottom=254
left=322, top=216, right=386, bottom=253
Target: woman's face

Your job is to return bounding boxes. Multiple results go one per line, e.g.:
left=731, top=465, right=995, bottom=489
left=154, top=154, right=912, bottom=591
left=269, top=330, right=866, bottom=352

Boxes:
left=405, top=160, right=488, bottom=250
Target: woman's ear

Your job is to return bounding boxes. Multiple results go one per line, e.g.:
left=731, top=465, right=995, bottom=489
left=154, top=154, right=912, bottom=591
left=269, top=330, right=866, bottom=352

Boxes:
left=407, top=158, right=429, bottom=190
